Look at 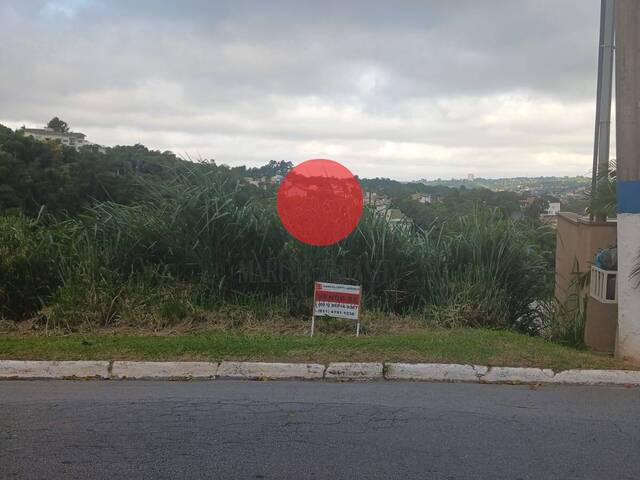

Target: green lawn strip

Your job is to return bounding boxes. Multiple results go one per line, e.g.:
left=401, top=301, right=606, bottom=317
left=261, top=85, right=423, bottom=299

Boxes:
left=0, top=329, right=631, bottom=371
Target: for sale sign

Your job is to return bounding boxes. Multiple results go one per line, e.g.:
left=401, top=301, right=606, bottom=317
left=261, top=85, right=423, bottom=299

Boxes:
left=313, top=282, right=361, bottom=320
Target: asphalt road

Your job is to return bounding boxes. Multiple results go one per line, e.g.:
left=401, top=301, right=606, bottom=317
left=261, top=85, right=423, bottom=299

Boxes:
left=1, top=380, right=640, bottom=480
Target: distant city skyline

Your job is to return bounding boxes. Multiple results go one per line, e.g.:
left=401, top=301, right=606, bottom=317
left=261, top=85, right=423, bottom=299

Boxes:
left=1, top=1, right=607, bottom=180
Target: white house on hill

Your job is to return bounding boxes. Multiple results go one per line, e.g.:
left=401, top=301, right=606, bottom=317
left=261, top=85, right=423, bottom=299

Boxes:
left=20, top=126, right=102, bottom=151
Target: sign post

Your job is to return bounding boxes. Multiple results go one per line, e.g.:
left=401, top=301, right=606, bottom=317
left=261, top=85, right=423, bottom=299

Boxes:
left=311, top=282, right=362, bottom=336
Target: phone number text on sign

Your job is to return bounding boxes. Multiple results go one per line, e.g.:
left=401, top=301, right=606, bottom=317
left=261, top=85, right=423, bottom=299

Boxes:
left=313, top=282, right=361, bottom=320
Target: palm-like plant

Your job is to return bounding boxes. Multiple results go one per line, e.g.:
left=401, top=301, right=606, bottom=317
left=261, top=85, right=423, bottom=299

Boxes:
left=586, top=159, right=617, bottom=220
left=586, top=160, right=640, bottom=287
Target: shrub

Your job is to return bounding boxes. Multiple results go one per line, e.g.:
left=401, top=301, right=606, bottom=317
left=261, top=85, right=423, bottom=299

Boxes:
left=0, top=215, right=56, bottom=319
left=417, top=208, right=548, bottom=330
left=28, top=172, right=549, bottom=331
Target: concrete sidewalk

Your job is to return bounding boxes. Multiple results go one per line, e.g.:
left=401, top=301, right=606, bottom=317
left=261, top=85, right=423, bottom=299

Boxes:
left=2, top=360, right=640, bottom=385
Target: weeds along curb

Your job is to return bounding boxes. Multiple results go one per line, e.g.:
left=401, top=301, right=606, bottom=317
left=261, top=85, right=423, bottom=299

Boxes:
left=1, top=361, right=640, bottom=385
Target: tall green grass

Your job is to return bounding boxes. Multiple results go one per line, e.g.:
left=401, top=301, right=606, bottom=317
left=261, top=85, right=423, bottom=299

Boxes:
left=1, top=172, right=550, bottom=331
left=0, top=215, right=56, bottom=319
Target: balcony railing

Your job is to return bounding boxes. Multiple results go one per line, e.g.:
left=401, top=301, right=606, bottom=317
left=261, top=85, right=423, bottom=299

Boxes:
left=590, top=265, right=617, bottom=304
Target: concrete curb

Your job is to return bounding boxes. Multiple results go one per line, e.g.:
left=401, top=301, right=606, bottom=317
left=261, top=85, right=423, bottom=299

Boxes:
left=552, top=369, right=640, bottom=385
left=481, top=367, right=556, bottom=384
left=386, top=363, right=487, bottom=382
left=1, top=360, right=639, bottom=386
left=325, top=362, right=384, bottom=380
left=217, top=362, right=325, bottom=380
left=0, top=361, right=110, bottom=379
left=111, top=361, right=218, bottom=379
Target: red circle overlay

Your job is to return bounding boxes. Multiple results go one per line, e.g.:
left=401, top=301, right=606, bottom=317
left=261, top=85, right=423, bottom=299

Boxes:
left=277, top=159, right=363, bottom=246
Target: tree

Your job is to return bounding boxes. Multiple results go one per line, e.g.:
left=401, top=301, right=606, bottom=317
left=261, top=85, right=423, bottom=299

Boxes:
left=249, top=160, right=293, bottom=177
left=523, top=197, right=549, bottom=220
left=46, top=117, right=69, bottom=133
left=587, top=159, right=617, bottom=220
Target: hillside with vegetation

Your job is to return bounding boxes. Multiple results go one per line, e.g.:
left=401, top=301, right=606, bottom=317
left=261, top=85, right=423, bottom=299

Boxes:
left=0, top=123, right=574, bottom=342
left=418, top=175, right=590, bottom=194
left=417, top=175, right=591, bottom=217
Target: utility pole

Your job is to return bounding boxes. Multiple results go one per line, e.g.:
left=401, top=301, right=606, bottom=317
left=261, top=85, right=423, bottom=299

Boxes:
left=591, top=0, right=616, bottom=219
left=615, top=0, right=640, bottom=361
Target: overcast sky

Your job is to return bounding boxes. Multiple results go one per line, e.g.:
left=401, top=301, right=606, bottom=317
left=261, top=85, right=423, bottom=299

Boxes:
left=0, top=0, right=604, bottom=180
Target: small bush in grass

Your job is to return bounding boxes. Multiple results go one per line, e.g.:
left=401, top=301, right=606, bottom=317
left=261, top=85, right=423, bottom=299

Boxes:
left=42, top=267, right=194, bottom=330
left=424, top=283, right=512, bottom=329
left=157, top=299, right=191, bottom=322
left=539, top=269, right=589, bottom=347
left=42, top=275, right=122, bottom=329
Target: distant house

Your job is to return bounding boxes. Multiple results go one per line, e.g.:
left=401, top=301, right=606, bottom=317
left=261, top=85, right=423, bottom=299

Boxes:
left=243, top=175, right=283, bottom=190
left=243, top=177, right=262, bottom=188
left=21, top=126, right=103, bottom=151
left=362, top=191, right=408, bottom=226
left=410, top=193, right=433, bottom=204
left=377, top=207, right=410, bottom=230
left=363, top=191, right=391, bottom=207
left=538, top=201, right=561, bottom=227
left=362, top=191, right=377, bottom=204
left=544, top=202, right=561, bottom=217
left=385, top=208, right=408, bottom=225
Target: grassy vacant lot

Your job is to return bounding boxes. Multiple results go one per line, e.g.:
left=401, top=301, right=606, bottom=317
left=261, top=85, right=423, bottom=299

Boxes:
left=0, top=329, right=633, bottom=371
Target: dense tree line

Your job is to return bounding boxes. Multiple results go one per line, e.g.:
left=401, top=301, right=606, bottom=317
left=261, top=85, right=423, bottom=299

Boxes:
left=0, top=119, right=553, bottom=235
left=0, top=123, right=289, bottom=217
left=360, top=177, right=524, bottom=230
left=0, top=120, right=562, bottom=229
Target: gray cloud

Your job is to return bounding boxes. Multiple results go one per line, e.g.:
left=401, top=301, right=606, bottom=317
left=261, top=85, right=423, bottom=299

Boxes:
left=0, top=0, right=602, bottom=179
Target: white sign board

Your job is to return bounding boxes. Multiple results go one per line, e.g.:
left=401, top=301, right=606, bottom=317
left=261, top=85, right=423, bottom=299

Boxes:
left=313, top=282, right=361, bottom=320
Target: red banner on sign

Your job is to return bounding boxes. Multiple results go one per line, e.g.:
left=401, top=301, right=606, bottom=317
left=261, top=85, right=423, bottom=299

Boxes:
left=314, top=290, right=360, bottom=305
left=311, top=281, right=362, bottom=335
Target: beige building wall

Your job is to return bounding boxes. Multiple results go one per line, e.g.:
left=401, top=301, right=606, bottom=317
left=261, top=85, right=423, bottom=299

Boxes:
left=555, top=212, right=617, bottom=352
